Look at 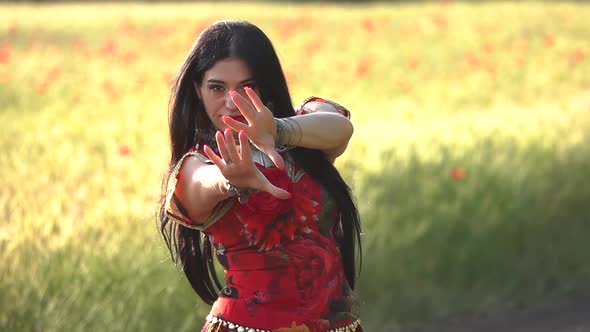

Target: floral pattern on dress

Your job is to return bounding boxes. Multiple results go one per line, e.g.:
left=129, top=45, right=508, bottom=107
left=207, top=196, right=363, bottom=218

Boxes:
left=234, top=164, right=321, bottom=251
left=187, top=151, right=360, bottom=332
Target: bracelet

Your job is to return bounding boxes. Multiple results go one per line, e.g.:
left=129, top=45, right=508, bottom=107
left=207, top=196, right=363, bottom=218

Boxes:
left=274, top=118, right=287, bottom=147
left=274, top=117, right=301, bottom=153
left=225, top=180, right=259, bottom=204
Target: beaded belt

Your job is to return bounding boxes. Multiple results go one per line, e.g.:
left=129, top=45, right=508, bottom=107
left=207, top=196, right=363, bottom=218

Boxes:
left=205, top=314, right=361, bottom=332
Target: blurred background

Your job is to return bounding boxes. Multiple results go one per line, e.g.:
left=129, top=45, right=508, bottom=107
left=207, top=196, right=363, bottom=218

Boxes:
left=1, top=1, right=590, bottom=331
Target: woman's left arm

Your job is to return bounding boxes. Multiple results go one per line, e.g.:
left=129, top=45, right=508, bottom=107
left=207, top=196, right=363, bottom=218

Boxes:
left=276, top=105, right=353, bottom=162
left=223, top=88, right=353, bottom=166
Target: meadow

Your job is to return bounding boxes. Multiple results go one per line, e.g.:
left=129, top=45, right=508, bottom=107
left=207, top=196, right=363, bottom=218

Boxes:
left=1, top=2, right=590, bottom=331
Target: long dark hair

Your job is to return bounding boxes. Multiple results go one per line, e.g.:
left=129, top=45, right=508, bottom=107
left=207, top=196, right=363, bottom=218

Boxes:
left=158, top=20, right=361, bottom=305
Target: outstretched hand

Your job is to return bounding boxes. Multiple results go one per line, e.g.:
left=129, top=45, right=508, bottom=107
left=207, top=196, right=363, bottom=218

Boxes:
left=222, top=87, right=285, bottom=170
left=203, top=128, right=290, bottom=200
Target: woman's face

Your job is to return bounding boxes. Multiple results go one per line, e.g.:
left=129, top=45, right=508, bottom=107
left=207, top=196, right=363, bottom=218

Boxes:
left=196, top=57, right=260, bottom=131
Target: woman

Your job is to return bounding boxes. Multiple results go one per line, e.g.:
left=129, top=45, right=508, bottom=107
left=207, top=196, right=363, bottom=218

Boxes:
left=158, top=20, right=363, bottom=332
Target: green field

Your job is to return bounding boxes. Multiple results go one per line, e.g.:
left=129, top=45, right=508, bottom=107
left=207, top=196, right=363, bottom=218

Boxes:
left=1, top=2, right=590, bottom=331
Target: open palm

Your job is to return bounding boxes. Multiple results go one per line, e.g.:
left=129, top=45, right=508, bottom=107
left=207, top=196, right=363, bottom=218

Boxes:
left=221, top=87, right=285, bottom=170
left=203, top=128, right=290, bottom=201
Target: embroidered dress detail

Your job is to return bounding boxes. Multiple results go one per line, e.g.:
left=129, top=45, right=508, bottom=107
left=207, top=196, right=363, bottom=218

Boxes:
left=298, top=96, right=351, bottom=119
left=203, top=315, right=361, bottom=332
left=164, top=149, right=233, bottom=231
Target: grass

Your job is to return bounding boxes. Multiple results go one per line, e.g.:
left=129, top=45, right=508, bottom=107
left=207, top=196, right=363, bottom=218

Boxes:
left=1, top=2, right=590, bottom=331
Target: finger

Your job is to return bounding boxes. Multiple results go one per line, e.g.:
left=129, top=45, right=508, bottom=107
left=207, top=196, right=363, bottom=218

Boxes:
left=244, top=86, right=266, bottom=112
left=222, top=115, right=249, bottom=133
left=265, top=148, right=285, bottom=170
left=264, top=183, right=291, bottom=200
left=215, top=130, right=232, bottom=163
left=203, top=144, right=225, bottom=169
left=238, top=130, right=252, bottom=162
left=229, top=90, right=257, bottom=124
left=224, top=128, right=240, bottom=163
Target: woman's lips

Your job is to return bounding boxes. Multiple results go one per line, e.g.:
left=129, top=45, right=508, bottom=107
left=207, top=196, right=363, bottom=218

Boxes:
left=229, top=115, right=246, bottom=123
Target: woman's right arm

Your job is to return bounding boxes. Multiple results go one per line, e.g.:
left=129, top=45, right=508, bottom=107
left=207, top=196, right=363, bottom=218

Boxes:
left=174, top=156, right=231, bottom=224
left=173, top=129, right=291, bottom=225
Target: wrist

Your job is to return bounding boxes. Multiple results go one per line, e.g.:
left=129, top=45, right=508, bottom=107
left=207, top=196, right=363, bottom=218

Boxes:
left=274, top=118, right=286, bottom=146
left=274, top=117, right=301, bottom=152
left=223, top=180, right=260, bottom=204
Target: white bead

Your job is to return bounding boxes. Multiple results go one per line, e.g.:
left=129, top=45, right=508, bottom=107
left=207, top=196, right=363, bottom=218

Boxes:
left=238, top=327, right=245, bottom=332
left=206, top=314, right=212, bottom=321
left=229, top=323, right=235, bottom=329
left=248, top=329, right=255, bottom=332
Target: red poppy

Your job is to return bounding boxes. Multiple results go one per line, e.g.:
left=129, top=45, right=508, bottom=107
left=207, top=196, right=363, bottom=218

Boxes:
left=0, top=44, right=11, bottom=64
left=103, top=80, right=119, bottom=99
left=119, top=145, right=131, bottom=156
left=571, top=48, right=586, bottom=64
left=465, top=51, right=480, bottom=68
left=304, top=39, right=322, bottom=58
left=407, top=56, right=420, bottom=70
left=432, top=13, right=447, bottom=29
left=544, top=34, right=555, bottom=48
left=120, top=51, right=138, bottom=65
left=450, top=167, right=466, bottom=180
left=481, top=42, right=495, bottom=54
left=120, top=20, right=137, bottom=34
left=35, top=81, right=49, bottom=94
left=361, top=18, right=375, bottom=33
left=99, top=39, right=118, bottom=57
left=355, top=57, right=370, bottom=79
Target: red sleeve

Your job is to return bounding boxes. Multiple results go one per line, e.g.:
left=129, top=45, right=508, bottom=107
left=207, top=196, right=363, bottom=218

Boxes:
left=296, top=96, right=351, bottom=119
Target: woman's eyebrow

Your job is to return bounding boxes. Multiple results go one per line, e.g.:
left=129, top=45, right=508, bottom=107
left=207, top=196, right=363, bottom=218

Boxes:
left=206, top=78, right=255, bottom=84
left=206, top=79, right=225, bottom=84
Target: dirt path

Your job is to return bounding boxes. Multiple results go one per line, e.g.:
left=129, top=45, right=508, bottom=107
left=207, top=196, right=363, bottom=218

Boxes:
left=414, top=294, right=590, bottom=332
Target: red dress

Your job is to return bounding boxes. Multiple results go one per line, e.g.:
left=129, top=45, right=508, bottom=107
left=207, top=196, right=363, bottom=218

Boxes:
left=164, top=98, right=362, bottom=332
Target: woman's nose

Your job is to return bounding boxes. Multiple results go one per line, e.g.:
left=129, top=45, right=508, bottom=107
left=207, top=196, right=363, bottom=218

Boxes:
left=225, top=91, right=238, bottom=111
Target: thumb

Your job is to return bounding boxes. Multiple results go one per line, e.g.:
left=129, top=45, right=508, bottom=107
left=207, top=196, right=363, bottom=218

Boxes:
left=264, top=183, right=291, bottom=200
left=266, top=149, right=285, bottom=170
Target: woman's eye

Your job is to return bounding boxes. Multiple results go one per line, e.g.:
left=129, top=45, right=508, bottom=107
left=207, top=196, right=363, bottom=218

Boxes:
left=209, top=86, right=225, bottom=92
